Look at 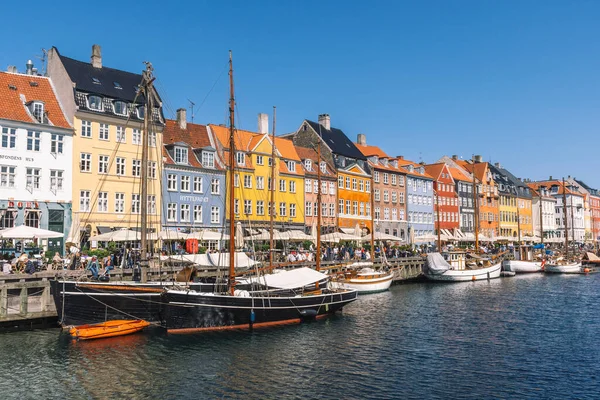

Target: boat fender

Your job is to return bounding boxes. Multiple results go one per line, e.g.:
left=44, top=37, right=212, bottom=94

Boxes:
left=584, top=268, right=591, bottom=273
left=234, top=289, right=250, bottom=297
left=472, top=276, right=476, bottom=281
left=298, top=309, right=318, bottom=319
left=250, top=309, right=256, bottom=323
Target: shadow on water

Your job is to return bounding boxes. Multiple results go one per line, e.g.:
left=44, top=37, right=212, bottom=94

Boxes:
left=1, top=274, right=600, bottom=399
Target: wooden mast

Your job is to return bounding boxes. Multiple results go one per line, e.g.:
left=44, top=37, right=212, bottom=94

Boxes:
left=539, top=186, right=544, bottom=246
left=228, top=51, right=236, bottom=295
left=269, top=107, right=276, bottom=270
left=562, top=177, right=569, bottom=260
left=315, top=133, right=322, bottom=272
left=140, top=61, right=154, bottom=281
left=370, top=173, right=375, bottom=261
left=472, top=157, right=479, bottom=252
left=435, top=184, right=441, bottom=251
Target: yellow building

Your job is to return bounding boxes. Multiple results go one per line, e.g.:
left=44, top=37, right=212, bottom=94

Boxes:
left=48, top=45, right=164, bottom=243
left=209, top=114, right=305, bottom=231
left=498, top=195, right=518, bottom=238
left=518, top=197, right=533, bottom=237
left=490, top=162, right=533, bottom=239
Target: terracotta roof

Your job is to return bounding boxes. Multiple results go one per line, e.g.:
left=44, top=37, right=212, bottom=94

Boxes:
left=209, top=124, right=260, bottom=152
left=0, top=71, right=70, bottom=129
left=424, top=163, right=446, bottom=181
left=529, top=180, right=583, bottom=197
left=396, top=159, right=434, bottom=179
left=163, top=120, right=211, bottom=148
left=459, top=162, right=489, bottom=183
left=448, top=167, right=471, bottom=182
left=355, top=143, right=389, bottom=158
left=274, top=137, right=301, bottom=161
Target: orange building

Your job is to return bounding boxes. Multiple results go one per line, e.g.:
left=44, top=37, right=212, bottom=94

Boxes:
left=457, top=157, right=499, bottom=239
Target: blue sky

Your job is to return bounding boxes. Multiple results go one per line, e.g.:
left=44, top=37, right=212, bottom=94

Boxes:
left=2, top=1, right=599, bottom=186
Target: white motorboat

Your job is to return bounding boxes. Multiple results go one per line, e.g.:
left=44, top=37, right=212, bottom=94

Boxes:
left=502, top=259, right=543, bottom=273
left=544, top=262, right=582, bottom=274
left=333, top=267, right=394, bottom=294
left=424, top=252, right=501, bottom=282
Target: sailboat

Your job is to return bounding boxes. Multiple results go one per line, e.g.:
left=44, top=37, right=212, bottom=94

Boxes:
left=160, top=52, right=357, bottom=333
left=502, top=196, right=543, bottom=273
left=423, top=157, right=501, bottom=281
left=332, top=174, right=393, bottom=294
left=545, top=178, right=582, bottom=274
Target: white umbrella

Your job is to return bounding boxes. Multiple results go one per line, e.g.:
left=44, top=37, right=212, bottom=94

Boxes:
left=321, top=232, right=362, bottom=242
left=353, top=223, right=362, bottom=238
left=187, top=230, right=229, bottom=241
left=0, top=225, right=63, bottom=239
left=286, top=230, right=315, bottom=241
left=157, top=230, right=189, bottom=240
left=88, top=228, right=140, bottom=242
left=66, top=213, right=81, bottom=244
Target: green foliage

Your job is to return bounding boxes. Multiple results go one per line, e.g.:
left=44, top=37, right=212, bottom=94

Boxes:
left=86, top=249, right=110, bottom=259
left=302, top=240, right=313, bottom=249
left=198, top=247, right=207, bottom=254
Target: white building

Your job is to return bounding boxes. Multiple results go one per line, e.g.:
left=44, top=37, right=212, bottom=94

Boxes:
left=0, top=67, right=73, bottom=253
left=530, top=185, right=557, bottom=240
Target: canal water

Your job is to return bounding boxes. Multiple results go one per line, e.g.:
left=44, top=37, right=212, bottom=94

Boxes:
left=1, top=273, right=599, bottom=399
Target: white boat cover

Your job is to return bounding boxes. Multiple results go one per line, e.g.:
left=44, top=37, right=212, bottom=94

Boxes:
left=164, top=252, right=257, bottom=269
left=426, top=253, right=452, bottom=275
left=248, top=267, right=327, bottom=289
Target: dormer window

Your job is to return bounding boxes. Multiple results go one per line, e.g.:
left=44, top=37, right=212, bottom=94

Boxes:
left=30, top=101, right=45, bottom=123
left=202, top=151, right=215, bottom=168
left=320, top=161, right=327, bottom=174
left=113, top=81, right=122, bottom=89
left=113, top=101, right=128, bottom=116
left=174, top=147, right=188, bottom=164
left=382, top=159, right=388, bottom=166
left=87, top=95, right=103, bottom=111
left=137, top=106, right=145, bottom=119
left=287, top=161, right=296, bottom=172
left=407, top=165, right=414, bottom=173
left=92, top=77, right=101, bottom=85
left=391, top=160, right=398, bottom=168
left=236, top=152, right=245, bottom=166
left=304, top=159, right=312, bottom=171
left=418, top=167, right=424, bottom=174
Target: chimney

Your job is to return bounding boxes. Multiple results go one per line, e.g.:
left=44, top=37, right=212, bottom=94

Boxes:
left=357, top=133, right=366, bottom=146
left=397, top=155, right=404, bottom=160
left=258, top=113, right=269, bottom=134
left=473, top=155, right=482, bottom=163
left=549, top=175, right=553, bottom=180
left=494, top=162, right=501, bottom=168
left=25, top=60, right=33, bottom=75
left=7, top=65, right=17, bottom=73
left=176, top=108, right=187, bottom=130
left=91, top=44, right=102, bottom=69
left=452, top=155, right=458, bottom=160
left=318, top=114, right=330, bottom=130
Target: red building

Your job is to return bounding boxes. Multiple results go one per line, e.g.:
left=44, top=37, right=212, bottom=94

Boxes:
left=425, top=163, right=460, bottom=234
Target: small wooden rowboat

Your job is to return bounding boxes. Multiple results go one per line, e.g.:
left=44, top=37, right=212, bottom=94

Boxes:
left=69, top=319, right=150, bottom=340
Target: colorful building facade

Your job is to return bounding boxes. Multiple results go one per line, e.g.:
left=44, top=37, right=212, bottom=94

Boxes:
left=355, top=136, right=408, bottom=240
left=397, top=158, right=434, bottom=240
left=425, top=163, right=459, bottom=235
left=288, top=114, right=372, bottom=234
left=161, top=110, right=226, bottom=244
left=0, top=69, right=74, bottom=254
left=48, top=45, right=164, bottom=247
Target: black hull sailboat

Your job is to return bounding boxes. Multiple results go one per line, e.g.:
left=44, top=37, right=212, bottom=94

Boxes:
left=50, top=280, right=165, bottom=325
left=160, top=52, right=357, bottom=333
left=163, top=289, right=357, bottom=333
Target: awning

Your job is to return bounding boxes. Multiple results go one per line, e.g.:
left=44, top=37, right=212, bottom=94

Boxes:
left=248, top=267, right=328, bottom=289
left=46, top=203, right=64, bottom=210
left=97, top=226, right=112, bottom=234
left=340, top=228, right=355, bottom=234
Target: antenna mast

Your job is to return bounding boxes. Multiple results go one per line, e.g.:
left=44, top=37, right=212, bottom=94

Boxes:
left=187, top=99, right=195, bottom=123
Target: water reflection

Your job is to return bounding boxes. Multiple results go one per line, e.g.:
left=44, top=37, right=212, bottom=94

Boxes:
left=1, top=274, right=600, bottom=399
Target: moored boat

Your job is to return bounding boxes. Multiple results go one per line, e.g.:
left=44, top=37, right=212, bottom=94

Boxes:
left=424, top=252, right=501, bottom=282
left=332, top=267, right=394, bottom=294
left=502, top=259, right=543, bottom=273
left=544, top=262, right=582, bottom=274
left=69, top=319, right=150, bottom=340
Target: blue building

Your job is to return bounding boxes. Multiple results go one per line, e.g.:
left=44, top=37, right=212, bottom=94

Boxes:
left=161, top=110, right=226, bottom=250
left=397, top=159, right=435, bottom=241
